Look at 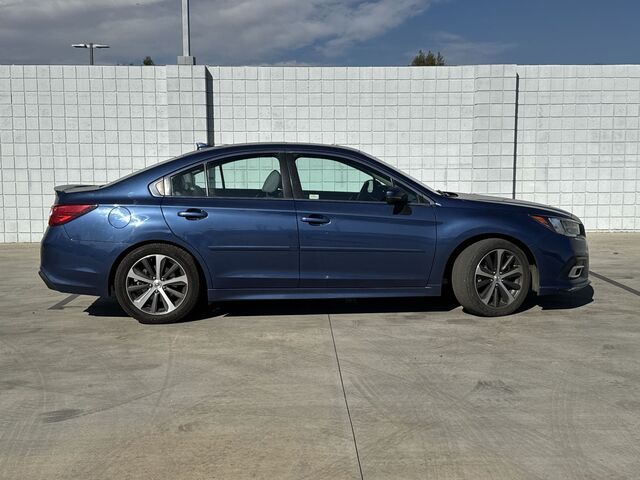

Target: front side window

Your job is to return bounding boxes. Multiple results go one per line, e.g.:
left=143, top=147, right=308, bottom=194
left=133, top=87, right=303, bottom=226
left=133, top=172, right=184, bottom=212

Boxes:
left=294, top=156, right=419, bottom=203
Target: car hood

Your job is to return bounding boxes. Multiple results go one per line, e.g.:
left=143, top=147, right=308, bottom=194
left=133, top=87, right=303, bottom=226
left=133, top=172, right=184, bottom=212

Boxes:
left=444, top=192, right=579, bottom=221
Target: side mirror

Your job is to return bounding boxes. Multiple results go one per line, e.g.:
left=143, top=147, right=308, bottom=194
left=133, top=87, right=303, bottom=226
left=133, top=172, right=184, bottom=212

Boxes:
left=384, top=187, right=408, bottom=205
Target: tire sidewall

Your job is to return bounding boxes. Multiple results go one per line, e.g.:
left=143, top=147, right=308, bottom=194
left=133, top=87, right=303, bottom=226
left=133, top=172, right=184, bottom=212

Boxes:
left=452, top=239, right=531, bottom=317
left=114, top=244, right=201, bottom=324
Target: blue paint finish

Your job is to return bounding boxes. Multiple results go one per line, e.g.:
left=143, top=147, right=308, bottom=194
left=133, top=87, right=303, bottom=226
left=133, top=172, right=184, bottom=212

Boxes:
left=39, top=143, right=590, bottom=303
left=161, top=197, right=299, bottom=289
left=43, top=204, right=216, bottom=297
left=40, top=225, right=124, bottom=296
left=295, top=199, right=437, bottom=288
left=64, top=205, right=169, bottom=244
left=108, top=206, right=131, bottom=229
left=426, top=193, right=589, bottom=293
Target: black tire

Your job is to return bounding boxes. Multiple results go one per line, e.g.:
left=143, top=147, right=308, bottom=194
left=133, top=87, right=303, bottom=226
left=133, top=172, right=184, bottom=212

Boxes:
left=114, top=243, right=202, bottom=324
left=451, top=238, right=531, bottom=317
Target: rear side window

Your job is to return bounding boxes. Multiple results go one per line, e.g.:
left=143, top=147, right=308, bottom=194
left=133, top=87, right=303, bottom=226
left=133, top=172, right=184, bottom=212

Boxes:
left=207, top=156, right=282, bottom=198
left=170, top=165, right=206, bottom=197
left=168, top=155, right=284, bottom=198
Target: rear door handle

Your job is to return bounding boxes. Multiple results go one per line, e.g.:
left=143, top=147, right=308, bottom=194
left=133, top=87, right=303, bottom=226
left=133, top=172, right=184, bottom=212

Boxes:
left=301, top=214, right=330, bottom=225
left=178, top=208, right=208, bottom=220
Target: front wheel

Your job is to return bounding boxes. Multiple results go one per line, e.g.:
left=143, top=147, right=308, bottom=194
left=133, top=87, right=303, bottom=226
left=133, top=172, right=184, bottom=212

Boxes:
left=114, top=243, right=201, bottom=324
left=452, top=239, right=531, bottom=317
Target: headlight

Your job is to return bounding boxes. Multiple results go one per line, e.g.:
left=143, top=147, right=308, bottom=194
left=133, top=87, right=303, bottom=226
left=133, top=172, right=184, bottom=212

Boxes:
left=530, top=215, right=582, bottom=237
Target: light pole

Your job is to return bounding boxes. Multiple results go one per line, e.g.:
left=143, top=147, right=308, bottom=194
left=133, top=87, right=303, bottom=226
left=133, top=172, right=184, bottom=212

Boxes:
left=177, top=0, right=195, bottom=64
left=71, top=43, right=110, bottom=65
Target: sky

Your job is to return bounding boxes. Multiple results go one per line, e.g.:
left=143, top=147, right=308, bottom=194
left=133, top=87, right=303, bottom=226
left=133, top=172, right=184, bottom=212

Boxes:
left=0, top=0, right=639, bottom=66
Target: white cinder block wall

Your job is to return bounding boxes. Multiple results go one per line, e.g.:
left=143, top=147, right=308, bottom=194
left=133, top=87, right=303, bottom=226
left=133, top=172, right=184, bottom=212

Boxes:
left=0, top=65, right=208, bottom=242
left=210, top=65, right=517, bottom=197
left=517, top=65, right=640, bottom=230
left=0, top=64, right=639, bottom=242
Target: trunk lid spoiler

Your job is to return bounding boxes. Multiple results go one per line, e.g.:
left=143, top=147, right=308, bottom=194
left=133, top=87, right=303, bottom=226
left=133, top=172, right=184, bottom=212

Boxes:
left=53, top=184, right=103, bottom=204
left=54, top=184, right=100, bottom=194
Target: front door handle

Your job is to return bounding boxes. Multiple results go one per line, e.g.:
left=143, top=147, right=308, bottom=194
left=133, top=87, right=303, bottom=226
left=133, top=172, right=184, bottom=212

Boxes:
left=178, top=208, right=208, bottom=220
left=301, top=214, right=330, bottom=225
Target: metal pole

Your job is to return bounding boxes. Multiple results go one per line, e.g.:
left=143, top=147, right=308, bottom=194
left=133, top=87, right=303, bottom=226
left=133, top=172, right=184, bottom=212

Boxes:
left=177, top=0, right=195, bottom=64
left=182, top=0, right=190, bottom=57
left=512, top=73, right=520, bottom=199
left=89, top=43, right=94, bottom=65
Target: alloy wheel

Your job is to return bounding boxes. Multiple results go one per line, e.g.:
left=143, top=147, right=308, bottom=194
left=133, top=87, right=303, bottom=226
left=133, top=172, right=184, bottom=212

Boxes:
left=474, top=248, right=524, bottom=308
left=126, top=254, right=189, bottom=315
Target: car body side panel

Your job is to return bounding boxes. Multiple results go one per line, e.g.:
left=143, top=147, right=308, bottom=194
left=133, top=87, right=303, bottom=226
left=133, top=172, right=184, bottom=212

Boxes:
left=63, top=205, right=171, bottom=244
left=40, top=204, right=215, bottom=297
left=428, top=201, right=589, bottom=294
left=295, top=200, right=437, bottom=288
left=428, top=207, right=539, bottom=288
left=208, top=287, right=434, bottom=301
left=161, top=197, right=300, bottom=290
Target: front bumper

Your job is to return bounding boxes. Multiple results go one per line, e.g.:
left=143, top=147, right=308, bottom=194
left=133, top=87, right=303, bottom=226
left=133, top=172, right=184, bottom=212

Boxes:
left=536, top=233, right=590, bottom=295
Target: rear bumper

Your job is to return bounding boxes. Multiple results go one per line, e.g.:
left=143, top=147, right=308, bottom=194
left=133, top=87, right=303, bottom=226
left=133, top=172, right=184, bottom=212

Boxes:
left=38, top=267, right=103, bottom=296
left=38, top=269, right=56, bottom=290
left=39, top=226, right=121, bottom=297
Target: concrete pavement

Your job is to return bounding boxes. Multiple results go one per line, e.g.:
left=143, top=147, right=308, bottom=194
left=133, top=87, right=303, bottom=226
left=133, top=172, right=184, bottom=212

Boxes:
left=1, top=233, right=639, bottom=479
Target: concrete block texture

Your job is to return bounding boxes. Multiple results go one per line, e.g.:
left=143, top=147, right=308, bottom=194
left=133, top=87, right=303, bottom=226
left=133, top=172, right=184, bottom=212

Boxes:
left=0, top=64, right=639, bottom=241
left=517, top=65, right=640, bottom=230
left=210, top=65, right=516, bottom=197
left=0, top=65, right=208, bottom=241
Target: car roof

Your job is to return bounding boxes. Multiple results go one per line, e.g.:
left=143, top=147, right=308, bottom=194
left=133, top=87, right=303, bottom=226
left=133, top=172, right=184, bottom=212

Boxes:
left=104, top=143, right=363, bottom=188
left=195, top=142, right=364, bottom=154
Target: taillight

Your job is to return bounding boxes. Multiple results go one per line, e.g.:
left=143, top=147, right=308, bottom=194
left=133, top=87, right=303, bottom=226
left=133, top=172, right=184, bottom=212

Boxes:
left=48, top=204, right=97, bottom=226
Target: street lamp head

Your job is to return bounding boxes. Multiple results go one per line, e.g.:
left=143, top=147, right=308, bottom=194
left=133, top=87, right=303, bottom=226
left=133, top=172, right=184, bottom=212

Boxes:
left=71, top=43, right=110, bottom=65
left=71, top=43, right=110, bottom=49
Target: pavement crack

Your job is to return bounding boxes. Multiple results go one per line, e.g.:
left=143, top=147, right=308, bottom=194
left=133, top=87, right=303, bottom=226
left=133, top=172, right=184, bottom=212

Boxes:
left=328, top=313, right=364, bottom=480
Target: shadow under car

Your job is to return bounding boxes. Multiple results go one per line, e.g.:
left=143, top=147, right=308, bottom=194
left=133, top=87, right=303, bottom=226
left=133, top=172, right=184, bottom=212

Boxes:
left=83, top=286, right=594, bottom=323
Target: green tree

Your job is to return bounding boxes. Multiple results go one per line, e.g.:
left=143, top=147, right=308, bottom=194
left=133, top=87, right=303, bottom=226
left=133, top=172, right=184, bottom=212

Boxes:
left=410, top=50, right=445, bottom=66
left=142, top=56, right=155, bottom=66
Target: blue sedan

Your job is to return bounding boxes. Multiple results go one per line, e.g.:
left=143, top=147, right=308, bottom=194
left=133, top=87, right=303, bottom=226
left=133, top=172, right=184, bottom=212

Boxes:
left=40, top=143, right=589, bottom=323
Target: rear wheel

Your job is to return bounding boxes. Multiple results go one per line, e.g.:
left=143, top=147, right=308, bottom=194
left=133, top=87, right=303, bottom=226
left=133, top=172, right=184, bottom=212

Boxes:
left=114, top=244, right=201, bottom=324
left=452, top=239, right=531, bottom=317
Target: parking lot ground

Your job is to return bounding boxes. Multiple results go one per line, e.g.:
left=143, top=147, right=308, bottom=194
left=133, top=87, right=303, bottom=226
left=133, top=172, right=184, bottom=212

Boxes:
left=1, top=233, right=640, bottom=480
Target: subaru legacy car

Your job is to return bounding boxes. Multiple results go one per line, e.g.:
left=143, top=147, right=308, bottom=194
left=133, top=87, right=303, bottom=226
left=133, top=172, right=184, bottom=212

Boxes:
left=40, top=143, right=589, bottom=323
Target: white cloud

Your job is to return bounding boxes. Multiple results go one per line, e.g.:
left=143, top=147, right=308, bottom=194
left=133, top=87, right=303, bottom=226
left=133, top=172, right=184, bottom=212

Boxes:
left=0, top=0, right=179, bottom=64
left=0, top=0, right=435, bottom=64
left=191, top=0, right=434, bottom=62
left=429, top=32, right=516, bottom=65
